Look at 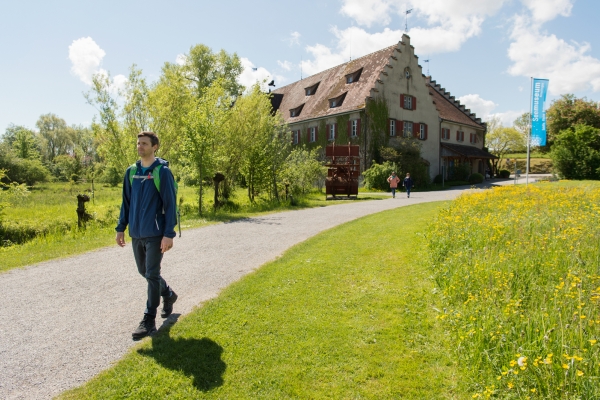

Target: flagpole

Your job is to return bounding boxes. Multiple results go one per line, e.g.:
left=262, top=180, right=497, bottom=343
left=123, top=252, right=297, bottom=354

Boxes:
left=526, top=77, right=532, bottom=186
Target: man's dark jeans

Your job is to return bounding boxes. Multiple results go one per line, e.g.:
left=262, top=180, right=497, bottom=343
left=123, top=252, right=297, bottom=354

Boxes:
left=132, top=236, right=172, bottom=317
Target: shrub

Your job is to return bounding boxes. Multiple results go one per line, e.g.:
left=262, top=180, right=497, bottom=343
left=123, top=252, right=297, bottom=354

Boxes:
left=468, top=172, right=484, bottom=184
left=362, top=161, right=396, bottom=191
left=433, top=174, right=443, bottom=184
left=551, top=124, right=600, bottom=179
left=447, top=163, right=470, bottom=181
left=499, top=169, right=510, bottom=178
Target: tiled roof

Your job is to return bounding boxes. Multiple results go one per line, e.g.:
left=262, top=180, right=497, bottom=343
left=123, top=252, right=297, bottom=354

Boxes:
left=442, top=143, right=497, bottom=159
left=427, top=78, right=486, bottom=130
left=272, top=44, right=398, bottom=124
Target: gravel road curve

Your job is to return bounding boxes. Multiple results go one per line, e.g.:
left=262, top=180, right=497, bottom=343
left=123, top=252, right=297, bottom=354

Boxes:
left=0, top=184, right=513, bottom=399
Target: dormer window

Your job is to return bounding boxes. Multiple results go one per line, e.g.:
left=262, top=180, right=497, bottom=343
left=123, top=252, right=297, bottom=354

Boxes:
left=305, top=82, right=320, bottom=96
left=289, top=104, right=304, bottom=118
left=345, top=68, right=363, bottom=84
left=329, top=92, right=347, bottom=108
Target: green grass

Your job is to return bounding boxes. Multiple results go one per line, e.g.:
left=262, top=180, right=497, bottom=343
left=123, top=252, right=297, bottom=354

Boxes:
left=0, top=182, right=385, bottom=273
left=59, top=202, right=469, bottom=399
left=426, top=181, right=600, bottom=398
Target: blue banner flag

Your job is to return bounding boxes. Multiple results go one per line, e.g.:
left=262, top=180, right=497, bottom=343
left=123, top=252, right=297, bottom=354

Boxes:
left=531, top=78, right=549, bottom=146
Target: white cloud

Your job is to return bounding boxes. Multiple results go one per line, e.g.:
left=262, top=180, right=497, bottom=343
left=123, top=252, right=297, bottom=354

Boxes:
left=457, top=94, right=498, bottom=120
left=277, top=60, right=293, bottom=71
left=68, top=36, right=127, bottom=93
left=507, top=15, right=600, bottom=94
left=339, top=0, right=392, bottom=27
left=285, top=31, right=301, bottom=46
left=488, top=110, right=525, bottom=127
left=520, top=0, right=573, bottom=23
left=238, top=57, right=279, bottom=91
left=68, top=37, right=106, bottom=85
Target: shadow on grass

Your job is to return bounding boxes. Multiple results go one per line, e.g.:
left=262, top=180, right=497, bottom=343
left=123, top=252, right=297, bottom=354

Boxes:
left=137, top=315, right=226, bottom=392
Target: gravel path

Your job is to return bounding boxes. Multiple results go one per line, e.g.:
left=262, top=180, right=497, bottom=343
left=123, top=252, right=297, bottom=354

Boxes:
left=0, top=181, right=527, bottom=399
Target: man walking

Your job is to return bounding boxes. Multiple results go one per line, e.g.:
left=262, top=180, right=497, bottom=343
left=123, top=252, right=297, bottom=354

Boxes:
left=116, top=131, right=178, bottom=340
left=387, top=171, right=401, bottom=198
left=403, top=172, right=414, bottom=198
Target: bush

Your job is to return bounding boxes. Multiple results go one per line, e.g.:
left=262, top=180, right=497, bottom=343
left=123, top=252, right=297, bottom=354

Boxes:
left=363, top=161, right=396, bottom=191
left=468, top=173, right=484, bottom=184
left=1, top=158, right=50, bottom=185
left=99, top=165, right=124, bottom=186
left=551, top=124, right=600, bottom=179
left=498, top=169, right=510, bottom=178
left=433, top=174, right=443, bottom=184
left=447, top=163, right=471, bottom=181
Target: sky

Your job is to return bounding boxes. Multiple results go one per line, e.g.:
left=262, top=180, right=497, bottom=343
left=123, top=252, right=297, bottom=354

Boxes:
left=1, top=0, right=599, bottom=133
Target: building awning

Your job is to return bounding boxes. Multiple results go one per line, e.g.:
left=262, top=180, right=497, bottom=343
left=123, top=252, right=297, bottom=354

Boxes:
left=441, top=143, right=498, bottom=159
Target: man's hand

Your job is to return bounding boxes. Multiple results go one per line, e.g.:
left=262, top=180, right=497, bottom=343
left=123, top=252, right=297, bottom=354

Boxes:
left=161, top=237, right=174, bottom=253
left=116, top=232, right=126, bottom=247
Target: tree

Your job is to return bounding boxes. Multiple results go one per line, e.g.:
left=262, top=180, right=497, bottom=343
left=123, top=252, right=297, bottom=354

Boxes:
left=281, top=147, right=325, bottom=195
left=180, top=82, right=230, bottom=214
left=485, top=125, right=526, bottom=175
left=546, top=94, right=600, bottom=149
left=551, top=124, right=600, bottom=180
left=12, top=127, right=40, bottom=160
left=36, top=114, right=73, bottom=162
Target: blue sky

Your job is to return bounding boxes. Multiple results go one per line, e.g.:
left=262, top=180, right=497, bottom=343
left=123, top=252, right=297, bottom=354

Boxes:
left=1, top=0, right=599, bottom=133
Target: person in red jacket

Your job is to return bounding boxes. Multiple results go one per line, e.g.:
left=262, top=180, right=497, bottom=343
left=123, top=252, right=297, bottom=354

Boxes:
left=387, top=172, right=401, bottom=198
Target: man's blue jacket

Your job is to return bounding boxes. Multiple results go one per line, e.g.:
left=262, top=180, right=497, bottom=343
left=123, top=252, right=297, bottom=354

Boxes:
left=116, top=157, right=177, bottom=239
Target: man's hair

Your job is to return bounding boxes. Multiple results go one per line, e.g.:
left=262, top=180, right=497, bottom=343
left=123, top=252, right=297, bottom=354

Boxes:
left=138, top=131, right=160, bottom=148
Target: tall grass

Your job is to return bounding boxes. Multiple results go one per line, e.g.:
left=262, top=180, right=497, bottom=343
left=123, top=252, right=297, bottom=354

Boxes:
left=426, top=182, right=600, bottom=398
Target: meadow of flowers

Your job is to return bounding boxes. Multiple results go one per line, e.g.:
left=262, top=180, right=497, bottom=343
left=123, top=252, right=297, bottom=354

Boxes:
left=426, top=183, right=600, bottom=399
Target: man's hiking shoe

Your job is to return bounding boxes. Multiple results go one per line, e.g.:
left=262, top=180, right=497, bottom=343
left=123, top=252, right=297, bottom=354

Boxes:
left=132, top=314, right=156, bottom=340
left=161, top=291, right=178, bottom=318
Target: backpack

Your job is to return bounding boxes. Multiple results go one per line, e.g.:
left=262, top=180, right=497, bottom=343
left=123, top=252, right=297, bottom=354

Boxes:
left=129, top=164, right=181, bottom=237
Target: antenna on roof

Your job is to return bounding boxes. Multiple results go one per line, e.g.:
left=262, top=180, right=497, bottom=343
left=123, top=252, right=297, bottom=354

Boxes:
left=405, top=8, right=413, bottom=32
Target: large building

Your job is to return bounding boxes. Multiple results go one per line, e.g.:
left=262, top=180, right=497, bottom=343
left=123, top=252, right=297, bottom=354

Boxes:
left=271, top=34, right=495, bottom=181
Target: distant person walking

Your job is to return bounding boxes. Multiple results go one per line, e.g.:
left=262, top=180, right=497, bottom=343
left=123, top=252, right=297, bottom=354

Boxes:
left=116, top=131, right=178, bottom=340
left=387, top=171, right=401, bottom=198
left=403, top=173, right=414, bottom=198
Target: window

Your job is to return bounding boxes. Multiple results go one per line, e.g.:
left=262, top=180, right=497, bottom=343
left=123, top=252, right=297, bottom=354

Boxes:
left=441, top=128, right=450, bottom=140
left=389, top=119, right=396, bottom=136
left=400, top=94, right=416, bottom=110
left=348, top=119, right=360, bottom=137
left=290, top=104, right=304, bottom=118
left=329, top=92, right=347, bottom=108
left=308, top=127, right=317, bottom=143
left=345, top=68, right=363, bottom=84
left=292, top=130, right=299, bottom=145
left=327, top=123, right=336, bottom=141
left=470, top=133, right=478, bottom=144
left=418, top=123, right=427, bottom=140
left=403, top=121, right=413, bottom=137
left=305, top=82, right=320, bottom=96
left=456, top=130, right=465, bottom=142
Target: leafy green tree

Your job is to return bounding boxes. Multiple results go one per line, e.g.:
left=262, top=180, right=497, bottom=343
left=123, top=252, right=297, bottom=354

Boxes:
left=181, top=82, right=230, bottom=214
left=180, top=44, right=244, bottom=98
left=551, top=124, right=600, bottom=180
left=546, top=94, right=600, bottom=149
left=36, top=113, right=73, bottom=162
left=281, top=147, right=325, bottom=195
left=485, top=125, right=526, bottom=175
left=363, top=161, right=396, bottom=191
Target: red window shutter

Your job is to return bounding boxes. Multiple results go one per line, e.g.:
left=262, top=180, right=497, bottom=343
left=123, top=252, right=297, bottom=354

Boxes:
left=397, top=120, right=402, bottom=136
left=424, top=124, right=428, bottom=140
left=456, top=130, right=459, bottom=140
left=400, top=94, right=405, bottom=108
left=357, top=119, right=361, bottom=136
left=412, top=96, right=417, bottom=110
left=413, top=123, right=420, bottom=138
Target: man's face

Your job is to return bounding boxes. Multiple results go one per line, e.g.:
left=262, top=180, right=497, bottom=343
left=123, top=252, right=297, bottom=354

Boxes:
left=137, top=136, right=156, bottom=157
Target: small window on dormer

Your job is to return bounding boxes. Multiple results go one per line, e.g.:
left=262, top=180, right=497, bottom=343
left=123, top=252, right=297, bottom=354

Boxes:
left=305, top=82, right=320, bottom=96
left=345, top=68, right=363, bottom=84
left=289, top=104, right=304, bottom=118
left=329, top=92, right=347, bottom=108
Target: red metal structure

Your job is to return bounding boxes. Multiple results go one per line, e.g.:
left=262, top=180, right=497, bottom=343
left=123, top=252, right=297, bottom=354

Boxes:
left=325, top=143, right=360, bottom=200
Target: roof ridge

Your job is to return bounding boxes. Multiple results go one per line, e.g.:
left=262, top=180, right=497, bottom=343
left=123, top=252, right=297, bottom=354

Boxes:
left=427, top=78, right=483, bottom=126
